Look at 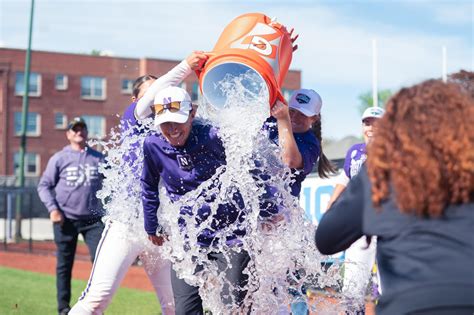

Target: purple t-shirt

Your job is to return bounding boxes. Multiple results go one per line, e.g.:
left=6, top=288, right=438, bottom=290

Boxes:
left=343, top=143, right=367, bottom=179
left=141, top=121, right=245, bottom=247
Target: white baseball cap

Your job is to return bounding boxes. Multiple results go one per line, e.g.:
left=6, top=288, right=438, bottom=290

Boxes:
left=153, top=86, right=193, bottom=127
left=288, top=89, right=322, bottom=116
left=362, top=107, right=385, bottom=121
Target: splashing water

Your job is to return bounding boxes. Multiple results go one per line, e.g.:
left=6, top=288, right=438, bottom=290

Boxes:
left=90, top=117, right=154, bottom=237
left=92, top=71, right=369, bottom=314
left=158, top=70, right=346, bottom=314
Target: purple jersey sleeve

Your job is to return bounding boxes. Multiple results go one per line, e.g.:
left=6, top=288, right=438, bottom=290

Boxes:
left=290, top=131, right=320, bottom=196
left=297, top=132, right=320, bottom=177
left=141, top=137, right=163, bottom=235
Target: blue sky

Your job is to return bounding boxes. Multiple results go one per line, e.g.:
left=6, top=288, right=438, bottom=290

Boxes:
left=1, top=0, right=472, bottom=139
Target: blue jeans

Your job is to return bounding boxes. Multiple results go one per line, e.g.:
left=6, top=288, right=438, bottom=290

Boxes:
left=53, top=217, right=104, bottom=313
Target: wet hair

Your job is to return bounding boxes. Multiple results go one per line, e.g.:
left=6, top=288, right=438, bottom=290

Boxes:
left=132, top=75, right=157, bottom=99
left=311, top=117, right=336, bottom=178
left=367, top=79, right=474, bottom=217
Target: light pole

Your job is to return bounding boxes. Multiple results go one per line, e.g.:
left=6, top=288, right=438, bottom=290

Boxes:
left=372, top=38, right=378, bottom=108
left=16, top=0, right=35, bottom=241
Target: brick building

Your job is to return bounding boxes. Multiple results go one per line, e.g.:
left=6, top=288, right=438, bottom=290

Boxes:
left=0, top=48, right=301, bottom=178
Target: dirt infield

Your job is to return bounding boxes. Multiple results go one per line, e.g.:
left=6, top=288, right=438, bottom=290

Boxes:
left=0, top=242, right=153, bottom=292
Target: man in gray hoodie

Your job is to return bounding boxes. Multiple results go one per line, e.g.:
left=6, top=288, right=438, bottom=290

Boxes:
left=38, top=117, right=105, bottom=315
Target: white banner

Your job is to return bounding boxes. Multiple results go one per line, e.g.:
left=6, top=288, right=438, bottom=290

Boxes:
left=299, top=172, right=341, bottom=225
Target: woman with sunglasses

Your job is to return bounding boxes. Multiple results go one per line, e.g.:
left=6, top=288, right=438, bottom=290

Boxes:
left=70, top=52, right=208, bottom=315
left=140, top=85, right=252, bottom=314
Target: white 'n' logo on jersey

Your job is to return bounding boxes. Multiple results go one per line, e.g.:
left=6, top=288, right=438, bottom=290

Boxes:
left=177, top=154, right=193, bottom=171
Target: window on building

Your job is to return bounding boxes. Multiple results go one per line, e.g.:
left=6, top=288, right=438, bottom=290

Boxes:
left=55, top=74, right=68, bottom=90
left=121, top=79, right=133, bottom=94
left=191, top=82, right=201, bottom=101
left=55, top=113, right=67, bottom=129
left=81, top=76, right=106, bottom=100
left=15, top=72, right=41, bottom=97
left=82, top=115, right=106, bottom=139
left=14, top=112, right=41, bottom=136
left=13, top=152, right=40, bottom=176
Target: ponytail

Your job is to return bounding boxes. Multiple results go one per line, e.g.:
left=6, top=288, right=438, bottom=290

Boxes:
left=312, top=117, right=336, bottom=178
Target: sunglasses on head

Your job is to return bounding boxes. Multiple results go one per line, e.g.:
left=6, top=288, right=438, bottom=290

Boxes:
left=152, top=101, right=188, bottom=115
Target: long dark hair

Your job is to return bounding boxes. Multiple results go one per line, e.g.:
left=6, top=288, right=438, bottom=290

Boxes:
left=132, top=75, right=157, bottom=99
left=311, top=117, right=336, bottom=178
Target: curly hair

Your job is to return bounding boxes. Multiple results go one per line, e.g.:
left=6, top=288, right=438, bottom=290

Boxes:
left=449, top=70, right=474, bottom=99
left=367, top=79, right=474, bottom=217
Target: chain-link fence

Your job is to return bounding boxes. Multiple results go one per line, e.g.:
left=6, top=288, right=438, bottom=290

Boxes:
left=0, top=176, right=50, bottom=252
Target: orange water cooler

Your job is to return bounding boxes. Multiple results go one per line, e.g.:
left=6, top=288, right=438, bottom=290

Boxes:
left=199, top=13, right=294, bottom=109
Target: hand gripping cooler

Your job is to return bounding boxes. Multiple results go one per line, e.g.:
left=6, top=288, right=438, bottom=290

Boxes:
left=198, top=13, right=294, bottom=110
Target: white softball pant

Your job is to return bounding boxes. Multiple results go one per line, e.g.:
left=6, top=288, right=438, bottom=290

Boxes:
left=69, top=220, right=175, bottom=315
left=342, top=236, right=377, bottom=297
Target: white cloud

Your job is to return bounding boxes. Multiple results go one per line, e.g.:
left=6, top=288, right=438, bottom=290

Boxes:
left=432, top=3, right=474, bottom=26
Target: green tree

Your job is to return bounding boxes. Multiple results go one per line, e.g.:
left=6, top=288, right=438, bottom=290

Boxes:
left=91, top=49, right=102, bottom=56
left=358, top=89, right=392, bottom=115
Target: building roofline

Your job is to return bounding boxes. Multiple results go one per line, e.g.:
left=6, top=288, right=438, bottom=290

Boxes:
left=0, top=47, right=145, bottom=62
left=0, top=47, right=302, bottom=73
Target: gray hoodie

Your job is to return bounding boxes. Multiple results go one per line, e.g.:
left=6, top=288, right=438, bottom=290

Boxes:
left=37, top=145, right=104, bottom=220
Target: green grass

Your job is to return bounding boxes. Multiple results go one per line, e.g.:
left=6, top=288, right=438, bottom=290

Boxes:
left=0, top=266, right=162, bottom=314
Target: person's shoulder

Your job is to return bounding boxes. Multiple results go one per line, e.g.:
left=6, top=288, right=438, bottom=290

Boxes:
left=296, top=130, right=319, bottom=147
left=193, top=119, right=217, bottom=138
left=300, top=129, right=318, bottom=141
left=345, top=142, right=365, bottom=157
left=143, top=130, right=163, bottom=146
left=122, top=102, right=137, bottom=121
left=48, top=148, right=65, bottom=165
left=123, top=102, right=136, bottom=115
left=51, top=145, right=71, bottom=159
left=348, top=142, right=365, bottom=152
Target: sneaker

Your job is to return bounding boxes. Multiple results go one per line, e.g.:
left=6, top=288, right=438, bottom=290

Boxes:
left=59, top=307, right=71, bottom=315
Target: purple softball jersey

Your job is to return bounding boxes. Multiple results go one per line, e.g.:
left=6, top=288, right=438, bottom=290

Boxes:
left=343, top=143, right=367, bottom=179
left=265, top=117, right=320, bottom=196
left=141, top=121, right=246, bottom=247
